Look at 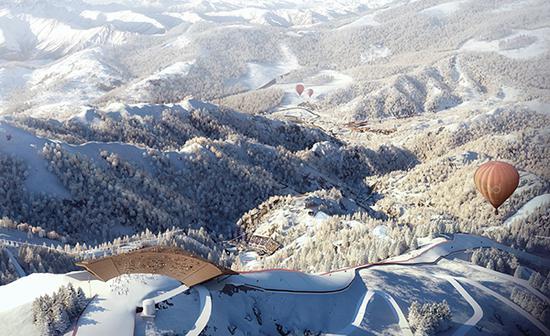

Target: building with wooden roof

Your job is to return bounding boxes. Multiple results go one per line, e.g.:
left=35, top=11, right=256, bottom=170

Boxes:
left=76, top=246, right=235, bottom=287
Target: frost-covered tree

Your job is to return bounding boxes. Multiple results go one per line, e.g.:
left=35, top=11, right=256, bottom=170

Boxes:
left=31, top=284, right=89, bottom=336
left=408, top=300, right=452, bottom=336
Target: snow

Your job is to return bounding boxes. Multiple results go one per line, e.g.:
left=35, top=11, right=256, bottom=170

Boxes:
left=361, top=44, right=391, bottom=63
left=164, top=34, right=191, bottom=49
left=0, top=121, right=70, bottom=198
left=25, top=16, right=127, bottom=56
left=420, top=1, right=466, bottom=17
left=239, top=251, right=261, bottom=268
left=232, top=268, right=355, bottom=292
left=351, top=291, right=401, bottom=335
left=135, top=286, right=208, bottom=336
left=449, top=260, right=550, bottom=304
left=164, top=11, right=203, bottom=23
left=205, top=8, right=291, bottom=27
left=0, top=273, right=71, bottom=312
left=314, top=211, right=329, bottom=221
left=25, top=48, right=125, bottom=118
left=343, top=220, right=364, bottom=229
left=0, top=65, right=32, bottom=107
left=76, top=274, right=180, bottom=336
left=186, top=286, right=211, bottom=336
left=0, top=302, right=40, bottom=336
left=372, top=225, right=389, bottom=239
left=379, top=291, right=413, bottom=336
left=275, top=69, right=353, bottom=109
left=148, top=60, right=194, bottom=78
left=492, top=0, right=537, bottom=13
left=2, top=247, right=26, bottom=277
left=208, top=271, right=366, bottom=335
left=338, top=14, right=380, bottom=30
left=504, top=194, right=550, bottom=226
left=461, top=28, right=550, bottom=60
left=0, top=228, right=64, bottom=247
left=3, top=233, right=550, bottom=335
left=243, top=44, right=299, bottom=89
left=0, top=118, right=197, bottom=198
left=128, top=60, right=195, bottom=100
left=80, top=10, right=166, bottom=32
left=436, top=275, right=483, bottom=336
left=458, top=277, right=550, bottom=335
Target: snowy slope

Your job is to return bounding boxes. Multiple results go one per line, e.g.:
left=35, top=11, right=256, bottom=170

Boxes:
left=2, top=233, right=549, bottom=335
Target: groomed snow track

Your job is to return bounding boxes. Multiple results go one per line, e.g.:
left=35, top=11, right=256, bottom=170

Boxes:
left=218, top=233, right=550, bottom=335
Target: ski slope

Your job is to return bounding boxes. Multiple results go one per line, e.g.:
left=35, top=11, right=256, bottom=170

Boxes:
left=2, top=233, right=550, bottom=335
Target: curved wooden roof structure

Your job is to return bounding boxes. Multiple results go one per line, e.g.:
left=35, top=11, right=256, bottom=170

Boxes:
left=76, top=246, right=235, bottom=287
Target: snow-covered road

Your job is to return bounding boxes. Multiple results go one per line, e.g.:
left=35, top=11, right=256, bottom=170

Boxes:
left=186, top=286, right=211, bottom=336
left=456, top=260, right=550, bottom=303
left=457, top=277, right=550, bottom=335
left=378, top=290, right=413, bottom=336
left=142, top=284, right=189, bottom=305
left=437, top=275, right=483, bottom=336
left=331, top=289, right=374, bottom=335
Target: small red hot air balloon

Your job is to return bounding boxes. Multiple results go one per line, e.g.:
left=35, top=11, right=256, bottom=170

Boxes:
left=306, top=88, right=314, bottom=98
left=295, top=84, right=304, bottom=96
left=474, top=161, right=519, bottom=214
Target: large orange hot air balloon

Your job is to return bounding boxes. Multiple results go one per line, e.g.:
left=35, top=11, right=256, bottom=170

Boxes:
left=306, top=88, right=314, bottom=98
left=295, top=84, right=304, bottom=96
left=474, top=161, right=519, bottom=214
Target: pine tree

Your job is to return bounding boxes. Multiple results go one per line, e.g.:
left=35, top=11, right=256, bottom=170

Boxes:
left=513, top=266, right=523, bottom=279
left=76, top=287, right=87, bottom=310
left=529, top=271, right=544, bottom=290
left=52, top=301, right=70, bottom=335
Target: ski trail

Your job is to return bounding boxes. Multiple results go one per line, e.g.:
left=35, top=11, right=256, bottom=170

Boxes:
left=332, top=288, right=374, bottom=335
left=377, top=290, right=414, bottom=336
left=139, top=284, right=189, bottom=305
left=352, top=289, right=374, bottom=327
left=456, top=277, right=550, bottom=335
left=437, top=275, right=483, bottom=336
left=3, top=247, right=26, bottom=277
left=186, top=285, right=212, bottom=336
left=457, top=261, right=550, bottom=303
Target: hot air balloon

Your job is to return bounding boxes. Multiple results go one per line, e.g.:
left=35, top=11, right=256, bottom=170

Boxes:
left=474, top=161, right=519, bottom=214
left=306, top=88, right=314, bottom=98
left=295, top=84, right=304, bottom=96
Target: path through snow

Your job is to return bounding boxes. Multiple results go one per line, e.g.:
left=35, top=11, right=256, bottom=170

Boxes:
left=456, top=277, right=550, bottom=335
left=437, top=275, right=483, bottom=336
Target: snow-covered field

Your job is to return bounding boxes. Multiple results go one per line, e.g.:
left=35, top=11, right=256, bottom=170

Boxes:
left=2, top=233, right=549, bottom=335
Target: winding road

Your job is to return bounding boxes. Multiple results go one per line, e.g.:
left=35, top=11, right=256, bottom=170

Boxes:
left=457, top=277, right=550, bottom=335
left=437, top=275, right=483, bottom=336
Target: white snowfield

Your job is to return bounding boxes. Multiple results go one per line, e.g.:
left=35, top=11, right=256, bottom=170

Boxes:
left=457, top=277, right=550, bottom=335
left=228, top=267, right=355, bottom=293
left=1, top=233, right=550, bottom=335
left=436, top=275, right=483, bottom=336
left=503, top=193, right=550, bottom=227
left=460, top=28, right=550, bottom=60
left=420, top=1, right=467, bottom=17
left=69, top=274, right=184, bottom=336
left=185, top=286, right=212, bottom=336
left=243, top=44, right=300, bottom=90
left=378, top=290, right=414, bottom=336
